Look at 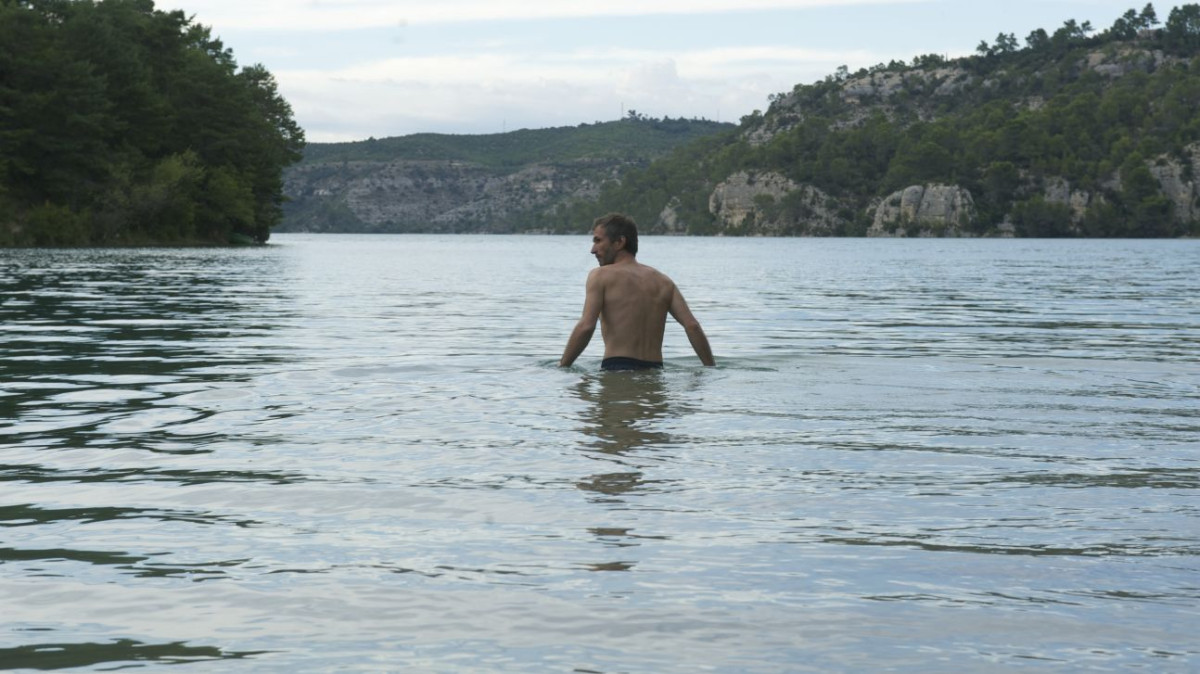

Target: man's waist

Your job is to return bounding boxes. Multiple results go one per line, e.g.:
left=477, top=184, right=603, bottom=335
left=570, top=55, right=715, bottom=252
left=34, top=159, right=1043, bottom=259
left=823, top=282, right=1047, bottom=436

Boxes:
left=600, top=356, right=664, bottom=371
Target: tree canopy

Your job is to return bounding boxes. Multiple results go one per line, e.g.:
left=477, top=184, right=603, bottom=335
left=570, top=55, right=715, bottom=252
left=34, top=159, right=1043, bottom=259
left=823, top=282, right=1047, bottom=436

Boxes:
left=0, top=0, right=305, bottom=246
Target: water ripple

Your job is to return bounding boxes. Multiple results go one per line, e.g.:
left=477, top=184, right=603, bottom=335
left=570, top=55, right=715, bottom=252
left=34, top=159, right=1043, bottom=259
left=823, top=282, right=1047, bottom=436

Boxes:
left=1, top=237, right=1197, bottom=672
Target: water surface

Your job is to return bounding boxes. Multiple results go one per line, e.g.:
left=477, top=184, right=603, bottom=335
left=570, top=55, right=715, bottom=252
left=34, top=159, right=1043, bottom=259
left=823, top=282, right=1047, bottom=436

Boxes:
left=2, top=235, right=1198, bottom=671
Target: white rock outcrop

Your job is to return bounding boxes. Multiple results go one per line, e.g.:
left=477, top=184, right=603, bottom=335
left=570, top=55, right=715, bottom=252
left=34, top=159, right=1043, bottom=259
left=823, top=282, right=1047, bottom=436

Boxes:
left=869, top=184, right=977, bottom=236
left=654, top=197, right=686, bottom=234
left=1083, top=46, right=1166, bottom=79
left=709, top=171, right=797, bottom=231
left=1149, top=142, right=1200, bottom=223
left=840, top=67, right=971, bottom=104
left=708, top=171, right=841, bottom=235
left=1043, top=177, right=1094, bottom=225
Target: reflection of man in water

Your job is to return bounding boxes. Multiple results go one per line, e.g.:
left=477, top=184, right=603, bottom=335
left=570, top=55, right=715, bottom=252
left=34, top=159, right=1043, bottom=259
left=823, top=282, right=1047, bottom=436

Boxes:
left=571, top=369, right=673, bottom=498
left=572, top=373, right=673, bottom=455
left=559, top=213, right=715, bottom=371
left=571, top=372, right=677, bottom=570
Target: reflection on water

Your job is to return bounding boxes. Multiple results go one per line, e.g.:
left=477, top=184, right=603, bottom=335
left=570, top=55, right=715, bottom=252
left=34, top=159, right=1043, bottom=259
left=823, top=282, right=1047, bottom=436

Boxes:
left=1, top=247, right=293, bottom=467
left=574, top=371, right=675, bottom=453
left=0, top=639, right=266, bottom=670
left=571, top=371, right=680, bottom=573
left=1, top=236, right=1198, bottom=672
left=572, top=370, right=676, bottom=501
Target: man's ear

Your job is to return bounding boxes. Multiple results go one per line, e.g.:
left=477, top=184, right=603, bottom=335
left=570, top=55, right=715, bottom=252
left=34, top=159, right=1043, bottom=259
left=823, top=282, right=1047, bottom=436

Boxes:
left=615, top=236, right=626, bottom=251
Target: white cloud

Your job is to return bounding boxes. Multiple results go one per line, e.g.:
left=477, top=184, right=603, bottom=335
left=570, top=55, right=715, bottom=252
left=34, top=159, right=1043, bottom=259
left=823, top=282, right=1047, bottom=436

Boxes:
left=289, top=45, right=883, bottom=89
left=167, top=0, right=928, bottom=31
left=157, top=0, right=1138, bottom=141
left=276, top=41, right=886, bottom=140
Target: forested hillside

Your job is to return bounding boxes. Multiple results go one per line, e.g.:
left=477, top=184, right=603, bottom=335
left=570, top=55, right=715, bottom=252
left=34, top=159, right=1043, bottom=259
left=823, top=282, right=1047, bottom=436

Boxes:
left=531, top=3, right=1200, bottom=237
left=301, top=116, right=732, bottom=168
left=0, top=0, right=304, bottom=246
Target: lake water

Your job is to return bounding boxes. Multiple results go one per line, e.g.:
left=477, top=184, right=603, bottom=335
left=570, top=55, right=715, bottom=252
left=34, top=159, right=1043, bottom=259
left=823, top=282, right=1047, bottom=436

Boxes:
left=1, top=234, right=1198, bottom=672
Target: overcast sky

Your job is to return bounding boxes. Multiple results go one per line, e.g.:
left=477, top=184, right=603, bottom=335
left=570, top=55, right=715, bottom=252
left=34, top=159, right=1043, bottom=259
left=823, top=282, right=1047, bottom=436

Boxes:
left=157, top=0, right=1155, bottom=142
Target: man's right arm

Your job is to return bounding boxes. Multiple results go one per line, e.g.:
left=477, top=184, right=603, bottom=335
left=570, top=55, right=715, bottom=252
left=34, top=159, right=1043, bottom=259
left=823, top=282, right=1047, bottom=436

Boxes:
left=669, top=286, right=715, bottom=366
left=559, top=269, right=604, bottom=367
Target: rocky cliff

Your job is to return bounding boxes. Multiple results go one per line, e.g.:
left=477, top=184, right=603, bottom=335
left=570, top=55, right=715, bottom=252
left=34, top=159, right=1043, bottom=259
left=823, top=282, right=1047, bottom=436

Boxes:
left=278, top=118, right=733, bottom=234
left=706, top=171, right=843, bottom=235
left=691, top=29, right=1200, bottom=238
left=282, top=158, right=622, bottom=233
left=868, top=185, right=979, bottom=237
left=1147, top=142, right=1200, bottom=222
left=694, top=137, right=1200, bottom=239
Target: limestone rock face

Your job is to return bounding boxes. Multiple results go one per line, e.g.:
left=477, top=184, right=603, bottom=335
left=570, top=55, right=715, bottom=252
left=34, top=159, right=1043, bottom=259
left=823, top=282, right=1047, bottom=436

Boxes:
left=1044, top=177, right=1095, bottom=225
left=869, top=184, right=977, bottom=236
left=708, top=171, right=842, bottom=235
left=1040, top=143, right=1200, bottom=230
left=1149, top=142, right=1200, bottom=223
left=780, top=184, right=843, bottom=235
left=1083, top=47, right=1166, bottom=79
left=744, top=116, right=795, bottom=147
left=654, top=197, right=686, bottom=235
left=840, top=67, right=970, bottom=103
left=281, top=158, right=621, bottom=233
left=709, top=171, right=797, bottom=230
left=746, top=66, right=972, bottom=145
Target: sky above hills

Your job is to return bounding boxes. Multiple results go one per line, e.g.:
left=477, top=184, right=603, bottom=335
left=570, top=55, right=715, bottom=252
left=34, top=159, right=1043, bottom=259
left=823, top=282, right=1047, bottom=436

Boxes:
left=159, top=0, right=1156, bottom=142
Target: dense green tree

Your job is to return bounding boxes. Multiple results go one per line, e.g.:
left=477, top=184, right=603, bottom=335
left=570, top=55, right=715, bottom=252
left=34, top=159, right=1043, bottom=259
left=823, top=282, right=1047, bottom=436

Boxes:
left=0, top=0, right=304, bottom=246
left=1164, top=4, right=1200, bottom=53
left=1012, top=198, right=1075, bottom=237
left=1025, top=28, right=1051, bottom=50
left=1141, top=3, right=1161, bottom=27
left=1110, top=9, right=1143, bottom=39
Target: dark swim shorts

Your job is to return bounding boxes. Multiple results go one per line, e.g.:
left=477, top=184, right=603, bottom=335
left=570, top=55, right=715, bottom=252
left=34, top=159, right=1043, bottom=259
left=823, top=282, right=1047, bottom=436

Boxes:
left=601, top=357, right=664, bottom=371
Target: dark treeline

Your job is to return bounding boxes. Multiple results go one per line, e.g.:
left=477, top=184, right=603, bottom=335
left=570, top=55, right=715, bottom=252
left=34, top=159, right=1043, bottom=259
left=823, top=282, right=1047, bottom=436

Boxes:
left=530, top=4, right=1200, bottom=237
left=0, top=0, right=304, bottom=246
left=301, top=113, right=733, bottom=169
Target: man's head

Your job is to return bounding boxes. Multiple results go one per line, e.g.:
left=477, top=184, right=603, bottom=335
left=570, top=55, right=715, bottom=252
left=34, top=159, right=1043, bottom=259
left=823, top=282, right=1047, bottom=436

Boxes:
left=591, top=213, right=638, bottom=265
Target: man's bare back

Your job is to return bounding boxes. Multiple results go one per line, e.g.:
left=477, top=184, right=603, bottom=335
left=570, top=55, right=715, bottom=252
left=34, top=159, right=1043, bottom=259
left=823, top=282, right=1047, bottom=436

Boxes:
left=559, top=214, right=714, bottom=370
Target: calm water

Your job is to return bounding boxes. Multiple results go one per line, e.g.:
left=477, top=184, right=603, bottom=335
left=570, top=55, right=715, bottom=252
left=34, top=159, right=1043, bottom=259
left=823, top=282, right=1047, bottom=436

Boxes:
left=1, top=234, right=1198, bottom=672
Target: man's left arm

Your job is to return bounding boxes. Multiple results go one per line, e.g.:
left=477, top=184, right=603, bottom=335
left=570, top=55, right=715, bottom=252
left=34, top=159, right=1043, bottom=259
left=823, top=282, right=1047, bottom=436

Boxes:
left=559, top=270, right=604, bottom=367
left=669, top=286, right=715, bottom=366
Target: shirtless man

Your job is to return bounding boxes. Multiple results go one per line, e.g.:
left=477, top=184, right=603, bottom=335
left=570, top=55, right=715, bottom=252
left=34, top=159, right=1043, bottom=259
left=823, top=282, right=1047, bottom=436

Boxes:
left=559, top=213, right=715, bottom=370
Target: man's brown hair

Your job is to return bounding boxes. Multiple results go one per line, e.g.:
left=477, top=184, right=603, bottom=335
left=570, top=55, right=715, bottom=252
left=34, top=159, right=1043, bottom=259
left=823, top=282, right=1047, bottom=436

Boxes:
left=594, top=213, right=639, bottom=256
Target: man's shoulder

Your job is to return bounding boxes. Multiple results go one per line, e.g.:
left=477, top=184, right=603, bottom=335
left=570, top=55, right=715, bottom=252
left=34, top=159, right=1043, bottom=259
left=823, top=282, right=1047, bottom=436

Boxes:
left=586, top=266, right=611, bottom=282
left=636, top=262, right=674, bottom=287
left=591, top=260, right=672, bottom=285
left=586, top=266, right=618, bottom=291
left=590, top=261, right=634, bottom=279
